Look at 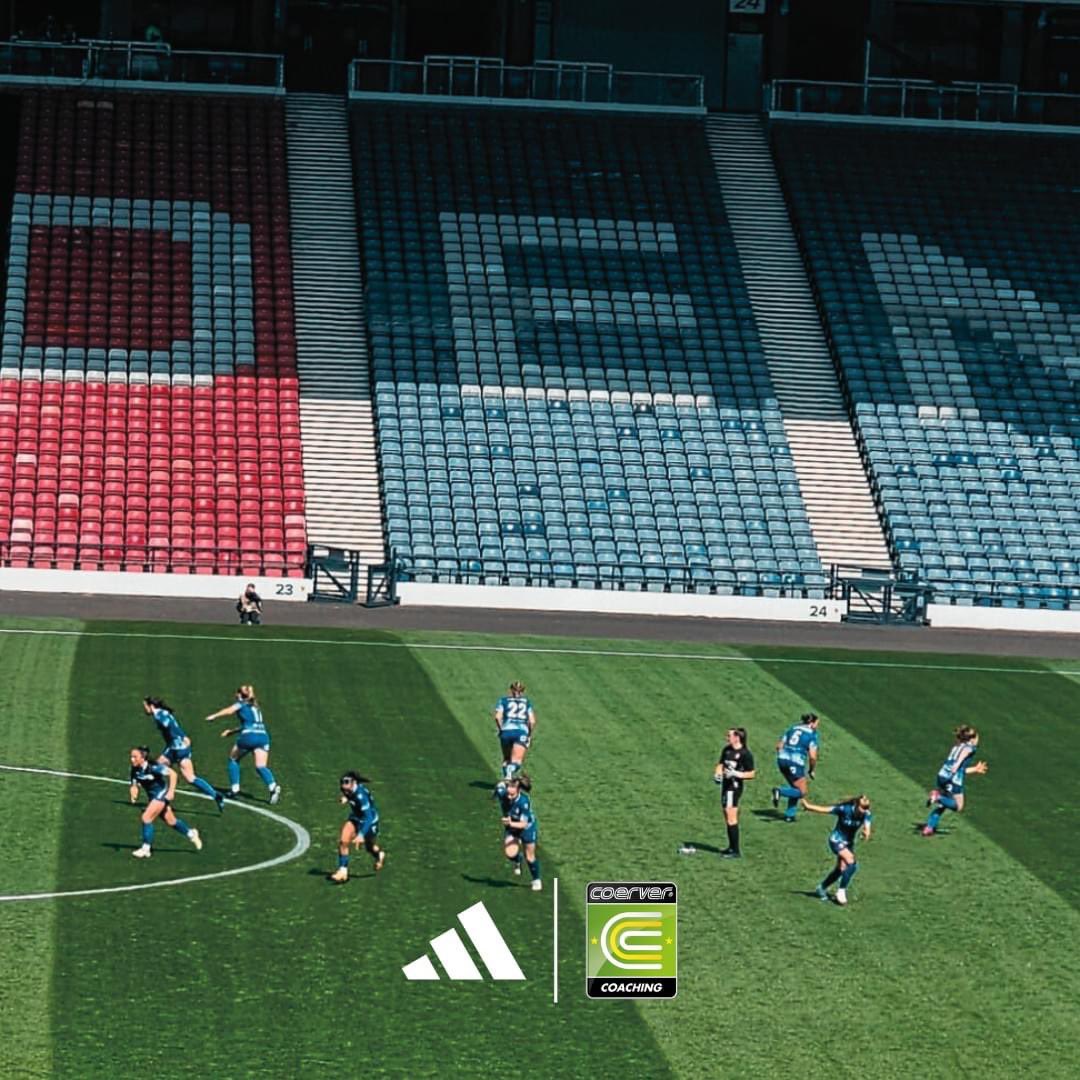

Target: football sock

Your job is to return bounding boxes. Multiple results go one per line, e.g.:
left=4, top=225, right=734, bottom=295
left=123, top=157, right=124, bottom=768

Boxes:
left=173, top=818, right=191, bottom=838
left=840, top=862, right=858, bottom=888
left=777, top=785, right=802, bottom=800
left=255, top=766, right=276, bottom=789
left=141, top=822, right=154, bottom=846
left=784, top=796, right=800, bottom=819
left=937, top=793, right=959, bottom=811
left=526, top=858, right=541, bottom=881
left=926, top=807, right=944, bottom=830
left=822, top=867, right=841, bottom=889
left=226, top=759, right=241, bottom=789
left=338, top=853, right=349, bottom=869
left=191, top=776, right=218, bottom=800
left=506, top=761, right=521, bottom=780
left=726, top=823, right=740, bottom=853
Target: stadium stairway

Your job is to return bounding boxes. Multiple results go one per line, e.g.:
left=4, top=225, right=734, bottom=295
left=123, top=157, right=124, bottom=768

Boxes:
left=285, top=92, right=385, bottom=581
left=706, top=114, right=891, bottom=570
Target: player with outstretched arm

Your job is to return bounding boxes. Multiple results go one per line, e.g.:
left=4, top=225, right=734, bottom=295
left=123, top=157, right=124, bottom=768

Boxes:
left=205, top=685, right=282, bottom=804
left=802, top=794, right=872, bottom=907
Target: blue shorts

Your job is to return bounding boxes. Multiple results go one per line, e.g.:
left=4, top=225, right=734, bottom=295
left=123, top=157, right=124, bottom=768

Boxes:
left=778, top=761, right=807, bottom=784
left=163, top=746, right=192, bottom=764
left=500, top=731, right=531, bottom=755
left=235, top=733, right=270, bottom=755
left=148, top=791, right=172, bottom=808
left=505, top=825, right=537, bottom=845
left=937, top=772, right=964, bottom=796
left=349, top=814, right=378, bottom=839
left=828, top=835, right=851, bottom=856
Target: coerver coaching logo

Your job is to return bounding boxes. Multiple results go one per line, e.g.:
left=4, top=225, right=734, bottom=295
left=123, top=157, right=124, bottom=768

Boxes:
left=402, top=900, right=525, bottom=981
left=586, top=881, right=677, bottom=999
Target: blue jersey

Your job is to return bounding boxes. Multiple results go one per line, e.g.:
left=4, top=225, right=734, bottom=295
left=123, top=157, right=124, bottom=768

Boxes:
left=938, top=742, right=977, bottom=783
left=777, top=723, right=818, bottom=768
left=497, top=695, right=533, bottom=735
left=345, top=783, right=378, bottom=823
left=152, top=707, right=188, bottom=753
left=130, top=760, right=170, bottom=800
left=505, top=791, right=536, bottom=832
left=828, top=802, right=871, bottom=848
left=236, top=702, right=267, bottom=735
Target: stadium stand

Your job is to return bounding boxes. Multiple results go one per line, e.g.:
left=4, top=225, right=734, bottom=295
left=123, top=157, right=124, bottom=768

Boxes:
left=351, top=104, right=828, bottom=595
left=0, top=90, right=306, bottom=576
left=772, top=121, right=1080, bottom=606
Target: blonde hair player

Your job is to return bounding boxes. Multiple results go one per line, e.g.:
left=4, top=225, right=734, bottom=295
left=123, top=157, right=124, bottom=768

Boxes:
left=205, top=685, right=282, bottom=804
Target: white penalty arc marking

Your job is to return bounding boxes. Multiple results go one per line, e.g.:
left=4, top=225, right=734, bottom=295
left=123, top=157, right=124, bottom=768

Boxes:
left=0, top=625, right=1077, bottom=677
left=0, top=763, right=310, bottom=903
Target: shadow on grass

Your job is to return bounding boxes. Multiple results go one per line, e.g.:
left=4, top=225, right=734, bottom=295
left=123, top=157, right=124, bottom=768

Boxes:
left=100, top=841, right=196, bottom=854
left=750, top=809, right=797, bottom=823
left=679, top=840, right=725, bottom=854
left=461, top=873, right=520, bottom=889
left=469, top=780, right=496, bottom=791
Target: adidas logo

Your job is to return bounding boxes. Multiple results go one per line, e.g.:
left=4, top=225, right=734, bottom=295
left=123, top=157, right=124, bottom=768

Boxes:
left=403, top=900, right=525, bottom=981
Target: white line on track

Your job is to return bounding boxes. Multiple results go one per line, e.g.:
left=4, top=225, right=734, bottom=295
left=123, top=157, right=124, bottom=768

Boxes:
left=0, top=624, right=1077, bottom=676
left=0, top=763, right=311, bottom=903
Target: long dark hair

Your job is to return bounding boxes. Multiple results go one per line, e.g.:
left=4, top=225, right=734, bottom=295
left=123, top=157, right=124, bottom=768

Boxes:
left=731, top=726, right=749, bottom=749
left=507, top=773, right=532, bottom=792
left=144, top=696, right=172, bottom=712
left=131, top=745, right=151, bottom=762
left=340, top=770, right=372, bottom=785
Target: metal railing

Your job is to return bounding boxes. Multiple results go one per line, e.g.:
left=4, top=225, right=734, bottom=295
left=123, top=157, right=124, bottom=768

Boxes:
left=0, top=538, right=305, bottom=576
left=769, top=77, right=1080, bottom=129
left=349, top=55, right=705, bottom=113
left=395, top=555, right=830, bottom=597
left=0, top=39, right=284, bottom=89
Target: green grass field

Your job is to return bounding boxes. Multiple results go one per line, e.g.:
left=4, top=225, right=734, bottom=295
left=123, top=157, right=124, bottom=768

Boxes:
left=1, top=616, right=1079, bottom=1079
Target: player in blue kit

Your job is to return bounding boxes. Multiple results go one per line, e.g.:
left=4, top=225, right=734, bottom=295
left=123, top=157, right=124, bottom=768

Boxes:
left=330, top=771, right=386, bottom=883
left=802, top=794, right=872, bottom=906
left=500, top=774, right=542, bottom=892
left=922, top=725, right=988, bottom=836
left=495, top=681, right=536, bottom=781
left=128, top=746, right=202, bottom=858
left=143, top=696, right=225, bottom=812
left=771, top=713, right=820, bottom=822
left=205, top=685, right=282, bottom=804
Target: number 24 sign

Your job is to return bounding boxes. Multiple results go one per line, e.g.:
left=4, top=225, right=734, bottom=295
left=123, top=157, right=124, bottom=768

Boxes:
left=730, top=0, right=766, bottom=13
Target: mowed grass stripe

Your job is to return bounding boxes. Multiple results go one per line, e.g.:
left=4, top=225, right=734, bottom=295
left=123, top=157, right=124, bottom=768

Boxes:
left=413, top=642, right=1080, bottom=1080
left=0, top=620, right=82, bottom=1078
left=45, top=625, right=669, bottom=1079
left=749, top=646, right=1080, bottom=911
left=6, top=618, right=1080, bottom=675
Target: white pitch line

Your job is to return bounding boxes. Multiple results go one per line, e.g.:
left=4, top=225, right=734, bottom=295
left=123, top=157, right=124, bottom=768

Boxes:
left=0, top=624, right=1076, bottom=677
left=0, top=763, right=310, bottom=903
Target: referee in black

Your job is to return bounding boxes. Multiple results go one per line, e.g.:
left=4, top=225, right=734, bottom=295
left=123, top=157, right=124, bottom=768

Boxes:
left=714, top=727, right=755, bottom=858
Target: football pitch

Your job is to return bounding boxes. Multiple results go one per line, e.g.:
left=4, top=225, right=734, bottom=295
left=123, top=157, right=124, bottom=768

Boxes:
left=1, top=616, right=1079, bottom=1079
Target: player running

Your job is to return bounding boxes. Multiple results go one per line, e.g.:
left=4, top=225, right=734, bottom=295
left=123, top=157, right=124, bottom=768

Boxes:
left=128, top=746, right=202, bottom=858
left=495, top=681, right=536, bottom=781
left=330, top=771, right=386, bottom=883
left=499, top=774, right=542, bottom=891
left=205, top=685, right=282, bottom=804
left=144, top=696, right=225, bottom=812
left=772, top=713, right=820, bottom=822
left=714, top=726, right=755, bottom=858
left=802, top=794, right=872, bottom=907
left=922, top=725, right=988, bottom=836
